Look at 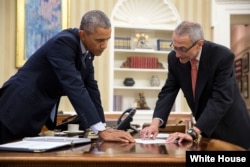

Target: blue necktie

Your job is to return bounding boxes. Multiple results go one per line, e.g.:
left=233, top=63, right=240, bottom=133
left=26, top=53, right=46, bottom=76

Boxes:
left=81, top=51, right=88, bottom=70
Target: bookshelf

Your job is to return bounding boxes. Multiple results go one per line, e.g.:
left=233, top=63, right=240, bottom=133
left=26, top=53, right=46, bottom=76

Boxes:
left=109, top=0, right=184, bottom=116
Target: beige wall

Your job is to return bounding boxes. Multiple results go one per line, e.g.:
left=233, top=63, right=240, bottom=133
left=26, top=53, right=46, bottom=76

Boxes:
left=0, top=0, right=212, bottom=113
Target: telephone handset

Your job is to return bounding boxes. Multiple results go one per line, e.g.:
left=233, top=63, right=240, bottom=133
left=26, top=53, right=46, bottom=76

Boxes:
left=55, top=108, right=137, bottom=132
left=116, top=108, right=137, bottom=132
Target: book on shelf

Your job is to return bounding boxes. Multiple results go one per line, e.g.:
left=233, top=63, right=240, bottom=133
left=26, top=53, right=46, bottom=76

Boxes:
left=130, top=56, right=158, bottom=69
left=156, top=39, right=172, bottom=51
left=113, top=95, right=123, bottom=111
left=120, top=56, right=165, bottom=69
left=0, top=136, right=91, bottom=152
left=114, top=36, right=131, bottom=49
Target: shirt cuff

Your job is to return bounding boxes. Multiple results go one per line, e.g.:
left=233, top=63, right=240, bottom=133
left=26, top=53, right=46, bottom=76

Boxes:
left=90, top=122, right=106, bottom=134
left=153, top=117, right=164, bottom=127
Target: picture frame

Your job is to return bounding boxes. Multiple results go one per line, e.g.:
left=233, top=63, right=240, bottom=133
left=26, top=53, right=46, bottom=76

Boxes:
left=156, top=39, right=172, bottom=51
left=234, top=58, right=242, bottom=79
left=242, top=52, right=249, bottom=73
left=16, top=0, right=69, bottom=68
left=242, top=75, right=248, bottom=98
left=237, top=79, right=242, bottom=92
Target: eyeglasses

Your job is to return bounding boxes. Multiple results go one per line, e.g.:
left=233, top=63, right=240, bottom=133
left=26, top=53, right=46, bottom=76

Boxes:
left=169, top=40, right=199, bottom=53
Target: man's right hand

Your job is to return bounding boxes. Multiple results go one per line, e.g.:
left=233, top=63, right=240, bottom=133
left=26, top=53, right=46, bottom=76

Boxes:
left=98, top=128, right=135, bottom=142
left=139, top=119, right=160, bottom=139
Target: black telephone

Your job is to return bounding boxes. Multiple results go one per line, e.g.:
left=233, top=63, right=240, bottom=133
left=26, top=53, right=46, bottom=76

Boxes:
left=116, top=108, right=137, bottom=132
left=55, top=108, right=137, bottom=132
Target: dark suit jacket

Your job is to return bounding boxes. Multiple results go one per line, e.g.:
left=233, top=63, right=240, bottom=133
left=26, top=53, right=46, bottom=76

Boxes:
left=0, top=28, right=105, bottom=138
left=153, top=41, right=250, bottom=149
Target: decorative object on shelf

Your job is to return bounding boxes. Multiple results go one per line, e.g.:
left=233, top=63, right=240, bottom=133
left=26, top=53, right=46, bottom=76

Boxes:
left=120, top=57, right=131, bottom=68
left=150, top=75, right=160, bottom=86
left=134, top=32, right=152, bottom=49
left=123, top=78, right=135, bottom=86
left=135, top=92, right=150, bottom=110
left=157, top=62, right=165, bottom=69
left=156, top=39, right=172, bottom=51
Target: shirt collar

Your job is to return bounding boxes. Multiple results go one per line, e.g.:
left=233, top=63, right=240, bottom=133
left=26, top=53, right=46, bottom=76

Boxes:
left=80, top=40, right=87, bottom=54
left=80, top=40, right=94, bottom=60
left=196, top=48, right=202, bottom=61
left=191, top=47, right=202, bottom=62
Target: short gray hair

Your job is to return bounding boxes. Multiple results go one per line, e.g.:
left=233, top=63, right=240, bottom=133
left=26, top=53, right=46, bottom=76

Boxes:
left=174, top=21, right=204, bottom=43
left=79, top=10, right=111, bottom=34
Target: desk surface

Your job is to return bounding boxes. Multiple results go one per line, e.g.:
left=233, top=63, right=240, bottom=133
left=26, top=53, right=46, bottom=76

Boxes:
left=0, top=135, right=245, bottom=167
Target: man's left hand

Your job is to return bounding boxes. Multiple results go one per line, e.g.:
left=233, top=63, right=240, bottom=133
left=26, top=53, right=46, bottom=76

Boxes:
left=166, top=132, right=193, bottom=143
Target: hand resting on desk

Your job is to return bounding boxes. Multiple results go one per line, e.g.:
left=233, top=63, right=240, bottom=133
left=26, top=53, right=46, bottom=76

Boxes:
left=140, top=118, right=194, bottom=144
left=98, top=128, right=135, bottom=143
left=166, top=132, right=193, bottom=143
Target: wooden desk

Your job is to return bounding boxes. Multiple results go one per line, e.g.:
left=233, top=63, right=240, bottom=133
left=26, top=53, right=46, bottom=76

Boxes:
left=0, top=136, right=245, bottom=167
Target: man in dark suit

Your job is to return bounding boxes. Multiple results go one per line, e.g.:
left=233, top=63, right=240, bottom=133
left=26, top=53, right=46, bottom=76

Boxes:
left=0, top=10, right=134, bottom=144
left=140, top=21, right=250, bottom=149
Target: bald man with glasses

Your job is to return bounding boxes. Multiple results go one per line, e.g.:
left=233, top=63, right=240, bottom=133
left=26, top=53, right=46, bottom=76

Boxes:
left=140, top=21, right=250, bottom=150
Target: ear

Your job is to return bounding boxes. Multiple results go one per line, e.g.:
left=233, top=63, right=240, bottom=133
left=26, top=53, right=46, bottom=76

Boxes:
left=199, top=40, right=205, bottom=46
left=197, top=40, right=204, bottom=50
left=78, top=30, right=86, bottom=39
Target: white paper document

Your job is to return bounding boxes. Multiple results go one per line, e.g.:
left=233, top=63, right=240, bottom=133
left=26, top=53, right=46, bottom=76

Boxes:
left=156, top=133, right=169, bottom=138
left=135, top=139, right=167, bottom=144
left=0, top=136, right=91, bottom=152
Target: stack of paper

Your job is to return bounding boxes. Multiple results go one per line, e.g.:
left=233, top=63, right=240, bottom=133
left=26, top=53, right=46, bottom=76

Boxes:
left=0, top=136, right=91, bottom=152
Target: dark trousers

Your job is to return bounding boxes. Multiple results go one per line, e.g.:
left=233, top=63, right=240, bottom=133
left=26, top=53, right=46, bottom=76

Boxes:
left=0, top=121, right=20, bottom=144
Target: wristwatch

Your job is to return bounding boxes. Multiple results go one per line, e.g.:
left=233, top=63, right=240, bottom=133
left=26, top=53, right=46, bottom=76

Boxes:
left=187, top=128, right=198, bottom=141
